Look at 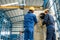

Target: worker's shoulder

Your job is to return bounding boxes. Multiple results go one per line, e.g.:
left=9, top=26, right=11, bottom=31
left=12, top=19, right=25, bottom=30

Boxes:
left=46, top=13, right=51, bottom=16
left=47, top=14, right=53, bottom=18
left=48, top=14, right=52, bottom=17
left=31, top=13, right=36, bottom=17
left=31, top=13, right=35, bottom=15
left=24, top=13, right=36, bottom=16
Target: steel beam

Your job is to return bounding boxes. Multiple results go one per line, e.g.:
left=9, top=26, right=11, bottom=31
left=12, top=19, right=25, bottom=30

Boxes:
left=0, top=6, right=43, bottom=10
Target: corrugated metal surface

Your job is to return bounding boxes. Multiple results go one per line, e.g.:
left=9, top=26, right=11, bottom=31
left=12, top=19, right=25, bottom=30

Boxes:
left=0, top=0, right=44, bottom=35
left=5, top=9, right=24, bottom=23
left=0, top=0, right=43, bottom=23
left=26, top=0, right=43, bottom=6
left=0, top=0, right=18, bottom=5
left=5, top=9, right=24, bottom=34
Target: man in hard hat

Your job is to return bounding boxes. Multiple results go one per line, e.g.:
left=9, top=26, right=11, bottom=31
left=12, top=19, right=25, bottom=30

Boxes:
left=24, top=7, right=37, bottom=40
left=42, top=9, right=56, bottom=40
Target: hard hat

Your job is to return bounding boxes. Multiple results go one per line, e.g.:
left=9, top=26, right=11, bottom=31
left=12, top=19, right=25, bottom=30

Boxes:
left=29, top=7, right=35, bottom=11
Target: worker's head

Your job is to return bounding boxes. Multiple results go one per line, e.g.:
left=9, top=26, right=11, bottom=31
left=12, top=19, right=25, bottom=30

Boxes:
left=29, top=7, right=35, bottom=13
left=40, top=13, right=45, bottom=19
left=44, top=9, right=49, bottom=14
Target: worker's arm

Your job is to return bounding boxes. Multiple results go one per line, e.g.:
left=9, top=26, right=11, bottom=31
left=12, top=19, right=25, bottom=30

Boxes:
left=33, top=15, right=38, bottom=25
left=42, top=14, right=48, bottom=25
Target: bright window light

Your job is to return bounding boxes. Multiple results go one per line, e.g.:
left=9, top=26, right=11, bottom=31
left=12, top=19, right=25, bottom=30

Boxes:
left=5, top=31, right=10, bottom=35
left=1, top=31, right=10, bottom=36
left=1, top=31, right=6, bottom=36
left=3, top=18, right=8, bottom=23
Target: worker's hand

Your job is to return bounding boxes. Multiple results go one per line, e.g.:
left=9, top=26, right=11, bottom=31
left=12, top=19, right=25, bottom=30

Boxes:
left=20, top=31, right=24, bottom=34
left=20, top=32, right=22, bottom=34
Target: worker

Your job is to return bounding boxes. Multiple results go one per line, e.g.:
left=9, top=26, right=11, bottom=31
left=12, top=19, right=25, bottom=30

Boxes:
left=24, top=7, right=37, bottom=40
left=42, top=9, right=56, bottom=40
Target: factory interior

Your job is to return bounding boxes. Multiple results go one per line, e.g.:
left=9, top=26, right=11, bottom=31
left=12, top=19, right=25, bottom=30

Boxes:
left=0, top=0, right=60, bottom=40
